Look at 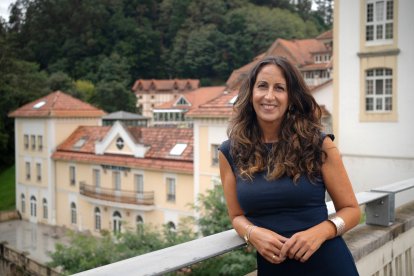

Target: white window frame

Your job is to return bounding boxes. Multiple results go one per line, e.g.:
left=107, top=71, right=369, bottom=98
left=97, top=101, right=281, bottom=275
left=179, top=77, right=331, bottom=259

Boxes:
left=166, top=177, right=176, bottom=202
left=93, top=169, right=101, bottom=188
left=24, top=135, right=29, bottom=150
left=43, top=198, right=48, bottom=219
left=21, top=194, right=26, bottom=213
left=366, top=0, right=394, bottom=45
left=135, top=174, right=144, bottom=194
left=365, top=68, right=393, bottom=112
left=113, top=171, right=121, bottom=191
left=37, top=135, right=43, bottom=151
left=69, top=166, right=76, bottom=186
left=36, top=163, right=41, bottom=181
left=25, top=162, right=31, bottom=180
left=211, top=144, right=219, bottom=166
left=30, top=196, right=37, bottom=217
left=71, top=202, right=77, bottom=224
left=95, top=207, right=101, bottom=231
left=113, top=211, right=122, bottom=234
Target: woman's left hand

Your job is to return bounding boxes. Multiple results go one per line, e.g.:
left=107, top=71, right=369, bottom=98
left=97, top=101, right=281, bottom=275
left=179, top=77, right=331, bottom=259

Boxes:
left=279, top=227, right=327, bottom=262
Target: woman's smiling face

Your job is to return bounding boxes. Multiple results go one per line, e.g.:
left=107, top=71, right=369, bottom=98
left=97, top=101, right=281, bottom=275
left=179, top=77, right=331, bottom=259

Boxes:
left=252, top=64, right=289, bottom=128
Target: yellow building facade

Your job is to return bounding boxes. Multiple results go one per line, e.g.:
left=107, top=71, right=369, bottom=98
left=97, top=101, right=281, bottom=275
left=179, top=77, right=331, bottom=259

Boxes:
left=10, top=91, right=196, bottom=235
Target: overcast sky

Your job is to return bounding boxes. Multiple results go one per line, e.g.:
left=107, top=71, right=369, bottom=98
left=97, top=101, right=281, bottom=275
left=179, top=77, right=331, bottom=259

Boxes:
left=0, top=0, right=14, bottom=21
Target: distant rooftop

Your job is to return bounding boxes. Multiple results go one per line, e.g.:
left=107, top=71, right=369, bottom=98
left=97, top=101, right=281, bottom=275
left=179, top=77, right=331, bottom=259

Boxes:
left=103, top=111, right=149, bottom=120
left=8, top=91, right=106, bottom=118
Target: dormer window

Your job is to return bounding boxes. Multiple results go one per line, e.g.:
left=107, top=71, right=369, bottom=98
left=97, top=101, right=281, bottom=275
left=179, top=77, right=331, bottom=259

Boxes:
left=175, top=96, right=189, bottom=106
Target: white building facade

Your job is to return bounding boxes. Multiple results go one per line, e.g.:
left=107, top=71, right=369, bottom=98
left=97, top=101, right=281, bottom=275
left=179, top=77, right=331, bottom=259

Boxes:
left=334, top=0, right=414, bottom=192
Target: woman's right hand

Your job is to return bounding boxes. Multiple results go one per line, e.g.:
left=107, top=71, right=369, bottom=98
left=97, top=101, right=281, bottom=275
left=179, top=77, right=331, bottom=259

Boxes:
left=249, top=226, right=288, bottom=264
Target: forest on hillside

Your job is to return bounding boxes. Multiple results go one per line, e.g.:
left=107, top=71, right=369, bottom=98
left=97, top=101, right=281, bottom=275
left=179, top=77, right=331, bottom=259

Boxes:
left=0, top=0, right=333, bottom=168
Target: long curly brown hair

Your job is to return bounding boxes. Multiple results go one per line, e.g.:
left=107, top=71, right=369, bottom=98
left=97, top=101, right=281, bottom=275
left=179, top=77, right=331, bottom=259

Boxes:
left=228, top=56, right=325, bottom=183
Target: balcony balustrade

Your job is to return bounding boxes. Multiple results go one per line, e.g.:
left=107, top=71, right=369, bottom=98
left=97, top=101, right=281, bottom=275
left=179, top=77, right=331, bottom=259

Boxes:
left=79, top=182, right=154, bottom=205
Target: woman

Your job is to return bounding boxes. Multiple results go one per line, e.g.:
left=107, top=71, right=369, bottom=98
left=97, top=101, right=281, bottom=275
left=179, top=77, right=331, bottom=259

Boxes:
left=219, top=56, right=360, bottom=275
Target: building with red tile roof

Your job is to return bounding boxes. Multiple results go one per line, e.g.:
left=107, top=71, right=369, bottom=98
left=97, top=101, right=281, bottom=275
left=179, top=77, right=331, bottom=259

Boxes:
left=10, top=91, right=197, bottom=234
left=131, top=79, right=200, bottom=118
left=8, top=90, right=106, bottom=118
left=226, top=30, right=333, bottom=91
left=152, top=86, right=225, bottom=126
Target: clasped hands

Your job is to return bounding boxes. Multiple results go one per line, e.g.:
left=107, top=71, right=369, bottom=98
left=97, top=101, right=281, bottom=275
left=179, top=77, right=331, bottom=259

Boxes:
left=249, top=226, right=326, bottom=264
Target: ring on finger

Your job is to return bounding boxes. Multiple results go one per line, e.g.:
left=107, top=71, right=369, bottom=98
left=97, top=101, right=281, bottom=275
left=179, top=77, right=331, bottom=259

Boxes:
left=272, top=255, right=276, bottom=261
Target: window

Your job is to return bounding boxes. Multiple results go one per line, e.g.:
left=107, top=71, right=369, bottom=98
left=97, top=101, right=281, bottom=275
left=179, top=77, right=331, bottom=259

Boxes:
left=93, top=169, right=100, bottom=188
left=25, top=162, right=31, bottom=180
left=24, top=135, right=29, bottom=150
left=113, top=171, right=121, bottom=191
left=113, top=211, right=122, bottom=234
left=43, top=198, right=48, bottom=219
left=71, top=202, right=77, bottom=224
left=30, top=196, right=37, bottom=217
left=31, top=135, right=36, bottom=150
left=166, top=177, right=176, bottom=202
left=135, top=174, right=144, bottom=193
left=36, top=163, right=41, bottom=181
left=365, top=68, right=392, bottom=112
left=21, top=194, right=25, bottom=213
left=37, top=135, right=43, bottom=151
left=167, top=221, right=176, bottom=232
left=69, top=166, right=76, bottom=185
left=136, top=215, right=143, bottom=226
left=366, top=0, right=393, bottom=42
left=95, top=207, right=101, bottom=231
left=211, top=144, right=219, bottom=166
left=176, top=97, right=189, bottom=106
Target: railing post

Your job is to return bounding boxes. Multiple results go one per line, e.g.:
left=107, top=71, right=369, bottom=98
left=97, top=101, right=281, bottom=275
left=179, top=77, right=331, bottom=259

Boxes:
left=365, top=193, right=392, bottom=226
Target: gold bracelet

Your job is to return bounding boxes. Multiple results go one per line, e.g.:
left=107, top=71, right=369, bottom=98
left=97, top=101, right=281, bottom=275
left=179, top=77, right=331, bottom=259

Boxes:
left=243, top=225, right=257, bottom=245
left=328, top=215, right=346, bottom=236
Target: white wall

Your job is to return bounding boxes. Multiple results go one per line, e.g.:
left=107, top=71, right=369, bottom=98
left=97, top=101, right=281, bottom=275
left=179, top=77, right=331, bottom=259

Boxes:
left=312, top=81, right=333, bottom=114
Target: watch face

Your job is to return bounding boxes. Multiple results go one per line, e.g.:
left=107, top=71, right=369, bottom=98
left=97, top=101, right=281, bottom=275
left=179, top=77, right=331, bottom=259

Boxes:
left=116, top=137, right=124, bottom=150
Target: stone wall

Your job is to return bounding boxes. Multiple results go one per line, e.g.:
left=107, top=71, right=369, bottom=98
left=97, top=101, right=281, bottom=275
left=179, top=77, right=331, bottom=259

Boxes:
left=0, top=242, right=60, bottom=276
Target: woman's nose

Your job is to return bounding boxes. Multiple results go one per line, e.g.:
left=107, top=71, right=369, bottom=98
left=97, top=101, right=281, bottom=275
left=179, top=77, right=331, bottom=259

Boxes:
left=264, top=89, right=274, bottom=98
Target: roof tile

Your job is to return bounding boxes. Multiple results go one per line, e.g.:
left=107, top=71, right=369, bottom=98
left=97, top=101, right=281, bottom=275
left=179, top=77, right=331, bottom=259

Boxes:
left=8, top=91, right=106, bottom=118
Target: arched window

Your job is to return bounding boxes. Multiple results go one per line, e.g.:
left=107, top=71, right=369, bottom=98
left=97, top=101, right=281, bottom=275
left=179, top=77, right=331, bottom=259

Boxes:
left=167, top=221, right=176, bottom=232
left=71, top=202, right=77, bottom=224
left=136, top=215, right=143, bottom=229
left=21, top=194, right=25, bottom=213
left=30, top=196, right=37, bottom=217
left=113, top=211, right=122, bottom=234
left=42, top=198, right=48, bottom=219
left=95, top=207, right=101, bottom=231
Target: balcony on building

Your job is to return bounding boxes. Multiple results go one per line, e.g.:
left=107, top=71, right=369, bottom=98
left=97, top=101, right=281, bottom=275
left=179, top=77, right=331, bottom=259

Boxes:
left=79, top=182, right=155, bottom=206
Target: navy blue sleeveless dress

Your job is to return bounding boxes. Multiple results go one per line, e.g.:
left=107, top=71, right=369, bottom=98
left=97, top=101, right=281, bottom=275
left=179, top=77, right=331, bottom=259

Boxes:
left=219, top=138, right=359, bottom=276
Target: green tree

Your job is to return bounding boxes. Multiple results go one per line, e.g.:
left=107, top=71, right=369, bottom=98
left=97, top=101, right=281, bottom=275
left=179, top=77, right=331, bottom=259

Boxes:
left=194, top=184, right=232, bottom=236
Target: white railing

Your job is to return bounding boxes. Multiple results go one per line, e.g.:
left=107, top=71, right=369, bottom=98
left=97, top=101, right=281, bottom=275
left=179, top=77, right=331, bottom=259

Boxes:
left=73, top=178, right=414, bottom=276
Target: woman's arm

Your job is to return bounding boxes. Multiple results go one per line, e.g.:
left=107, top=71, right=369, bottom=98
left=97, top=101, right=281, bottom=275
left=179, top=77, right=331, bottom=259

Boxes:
left=280, top=137, right=361, bottom=262
left=219, top=151, right=288, bottom=264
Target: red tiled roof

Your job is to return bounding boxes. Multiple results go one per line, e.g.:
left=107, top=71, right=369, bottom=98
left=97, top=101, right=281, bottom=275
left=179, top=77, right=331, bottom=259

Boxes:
left=300, top=62, right=332, bottom=71
left=53, top=126, right=193, bottom=173
left=131, top=79, right=200, bottom=93
left=8, top=91, right=106, bottom=118
left=316, top=30, right=333, bottom=40
left=226, top=33, right=332, bottom=91
left=186, top=90, right=238, bottom=118
left=154, top=86, right=225, bottom=110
